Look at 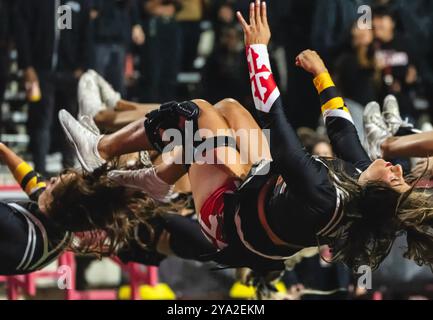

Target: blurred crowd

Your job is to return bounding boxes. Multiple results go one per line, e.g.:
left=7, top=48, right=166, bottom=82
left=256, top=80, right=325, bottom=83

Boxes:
left=0, top=0, right=432, bottom=175
left=0, top=0, right=432, bottom=299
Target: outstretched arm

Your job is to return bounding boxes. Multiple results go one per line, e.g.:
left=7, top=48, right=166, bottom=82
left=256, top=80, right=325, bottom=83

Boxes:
left=0, top=143, right=46, bottom=199
left=296, top=50, right=372, bottom=171
left=237, top=2, right=337, bottom=215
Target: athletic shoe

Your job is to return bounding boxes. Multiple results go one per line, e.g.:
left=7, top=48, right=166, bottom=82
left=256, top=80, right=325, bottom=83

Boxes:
left=107, top=167, right=174, bottom=203
left=382, top=95, right=415, bottom=135
left=79, top=115, right=100, bottom=135
left=363, top=101, right=392, bottom=160
left=58, top=109, right=106, bottom=172
left=87, top=70, right=121, bottom=109
left=78, top=71, right=105, bottom=119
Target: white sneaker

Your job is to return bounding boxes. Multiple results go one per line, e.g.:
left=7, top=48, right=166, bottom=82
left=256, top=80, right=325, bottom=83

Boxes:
left=87, top=70, right=121, bottom=109
left=78, top=71, right=105, bottom=119
left=108, top=167, right=174, bottom=203
left=79, top=115, right=100, bottom=135
left=58, top=109, right=106, bottom=172
left=382, top=95, right=416, bottom=135
left=363, top=101, right=392, bottom=160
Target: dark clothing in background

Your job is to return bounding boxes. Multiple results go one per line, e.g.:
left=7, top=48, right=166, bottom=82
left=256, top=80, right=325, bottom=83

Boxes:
left=281, top=0, right=321, bottom=129
left=15, top=0, right=91, bottom=174
left=91, top=0, right=140, bottom=45
left=311, top=0, right=363, bottom=65
left=90, top=0, right=141, bottom=94
left=334, top=50, right=377, bottom=106
left=0, top=0, right=14, bottom=48
left=284, top=256, right=352, bottom=300
left=203, top=47, right=250, bottom=106
left=374, top=34, right=417, bottom=118
left=28, top=72, right=79, bottom=170
left=210, top=0, right=250, bottom=38
left=138, top=0, right=182, bottom=102
left=0, top=0, right=16, bottom=125
left=15, top=0, right=90, bottom=73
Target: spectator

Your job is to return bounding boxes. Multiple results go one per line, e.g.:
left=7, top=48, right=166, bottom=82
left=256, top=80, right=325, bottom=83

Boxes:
left=202, top=26, right=250, bottom=106
left=335, top=24, right=377, bottom=107
left=334, top=24, right=378, bottom=140
left=15, top=0, right=91, bottom=175
left=372, top=4, right=418, bottom=119
left=176, top=0, right=208, bottom=71
left=138, top=0, right=182, bottom=103
left=210, top=0, right=250, bottom=39
left=0, top=0, right=15, bottom=119
left=284, top=246, right=352, bottom=300
left=280, top=0, right=321, bottom=129
left=90, top=0, right=145, bottom=96
left=203, top=27, right=251, bottom=106
left=311, top=0, right=364, bottom=65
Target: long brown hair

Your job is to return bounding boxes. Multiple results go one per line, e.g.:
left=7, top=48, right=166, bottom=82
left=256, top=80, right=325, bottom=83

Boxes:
left=324, top=161, right=433, bottom=272
left=47, top=162, right=184, bottom=258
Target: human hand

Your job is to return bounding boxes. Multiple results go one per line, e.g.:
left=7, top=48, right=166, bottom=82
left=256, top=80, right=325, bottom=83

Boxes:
left=236, top=1, right=271, bottom=46
left=295, top=50, right=328, bottom=77
left=132, top=25, right=145, bottom=46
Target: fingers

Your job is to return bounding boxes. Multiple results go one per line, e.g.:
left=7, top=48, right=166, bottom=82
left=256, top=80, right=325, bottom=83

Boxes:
left=249, top=2, right=256, bottom=28
left=261, top=1, right=268, bottom=26
left=236, top=11, right=249, bottom=31
left=255, top=0, right=261, bottom=26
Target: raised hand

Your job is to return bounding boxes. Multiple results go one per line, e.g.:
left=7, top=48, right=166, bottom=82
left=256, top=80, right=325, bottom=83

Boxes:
left=295, top=50, right=328, bottom=77
left=236, top=1, right=271, bottom=46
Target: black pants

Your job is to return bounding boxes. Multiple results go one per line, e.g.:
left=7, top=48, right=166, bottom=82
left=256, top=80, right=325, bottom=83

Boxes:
left=28, top=71, right=78, bottom=174
left=139, top=17, right=181, bottom=102
left=0, top=47, right=8, bottom=126
left=179, top=21, right=201, bottom=72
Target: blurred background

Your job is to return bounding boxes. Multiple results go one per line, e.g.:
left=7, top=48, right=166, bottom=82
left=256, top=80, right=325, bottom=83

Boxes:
left=0, top=0, right=433, bottom=300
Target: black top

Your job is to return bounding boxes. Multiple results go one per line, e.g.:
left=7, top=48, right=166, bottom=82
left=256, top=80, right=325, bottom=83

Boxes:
left=91, top=0, right=140, bottom=45
left=14, top=0, right=91, bottom=72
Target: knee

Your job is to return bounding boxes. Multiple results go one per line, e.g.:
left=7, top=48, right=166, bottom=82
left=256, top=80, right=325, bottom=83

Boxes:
left=191, top=99, right=212, bottom=109
left=215, top=98, right=249, bottom=117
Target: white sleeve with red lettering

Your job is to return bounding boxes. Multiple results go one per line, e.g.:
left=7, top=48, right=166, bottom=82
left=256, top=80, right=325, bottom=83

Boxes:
left=246, top=44, right=281, bottom=113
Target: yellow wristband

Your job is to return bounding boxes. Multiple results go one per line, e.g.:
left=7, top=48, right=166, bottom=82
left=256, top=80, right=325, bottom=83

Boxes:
left=13, top=162, right=34, bottom=183
left=313, top=72, right=335, bottom=94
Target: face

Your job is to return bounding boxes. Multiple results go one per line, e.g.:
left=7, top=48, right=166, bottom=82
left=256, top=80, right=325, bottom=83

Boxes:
left=359, top=159, right=410, bottom=193
left=38, top=174, right=72, bottom=215
left=312, top=142, right=333, bottom=158
left=352, top=26, right=373, bottom=48
left=373, top=16, right=395, bottom=42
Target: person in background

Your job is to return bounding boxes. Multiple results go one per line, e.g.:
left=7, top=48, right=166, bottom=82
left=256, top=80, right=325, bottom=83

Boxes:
left=0, top=0, right=16, bottom=123
left=90, top=0, right=145, bottom=96
left=15, top=0, right=91, bottom=176
left=176, top=0, right=208, bottom=72
left=138, top=0, right=182, bottom=103
left=334, top=24, right=378, bottom=141
left=335, top=24, right=377, bottom=107
left=202, top=26, right=250, bottom=106
left=372, top=4, right=418, bottom=120
left=311, top=0, right=364, bottom=66
left=210, top=0, right=250, bottom=39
